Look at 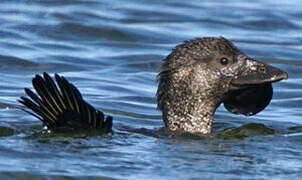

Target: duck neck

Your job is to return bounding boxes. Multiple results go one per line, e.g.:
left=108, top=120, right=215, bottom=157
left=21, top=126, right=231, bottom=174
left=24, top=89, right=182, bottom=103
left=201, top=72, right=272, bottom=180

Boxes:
left=159, top=66, right=223, bottom=134
left=163, top=94, right=220, bottom=134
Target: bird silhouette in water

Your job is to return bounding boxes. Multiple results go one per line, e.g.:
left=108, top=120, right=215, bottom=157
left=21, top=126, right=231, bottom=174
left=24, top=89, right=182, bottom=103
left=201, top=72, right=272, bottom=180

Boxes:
left=19, top=37, right=288, bottom=135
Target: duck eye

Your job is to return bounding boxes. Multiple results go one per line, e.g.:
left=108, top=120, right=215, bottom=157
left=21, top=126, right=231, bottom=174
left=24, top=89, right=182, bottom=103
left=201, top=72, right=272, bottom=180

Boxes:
left=220, top=58, right=228, bottom=65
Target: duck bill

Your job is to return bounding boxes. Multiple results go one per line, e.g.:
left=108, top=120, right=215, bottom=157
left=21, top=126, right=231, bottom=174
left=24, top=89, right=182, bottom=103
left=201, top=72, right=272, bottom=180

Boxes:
left=225, top=59, right=288, bottom=116
left=231, top=59, right=288, bottom=87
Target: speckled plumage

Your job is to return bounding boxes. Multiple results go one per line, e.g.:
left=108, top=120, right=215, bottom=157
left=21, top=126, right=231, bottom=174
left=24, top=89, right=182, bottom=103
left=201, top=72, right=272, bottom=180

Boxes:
left=157, top=37, right=287, bottom=134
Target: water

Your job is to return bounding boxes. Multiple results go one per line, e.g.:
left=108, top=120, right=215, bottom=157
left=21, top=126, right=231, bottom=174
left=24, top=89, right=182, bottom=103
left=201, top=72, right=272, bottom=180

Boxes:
left=0, top=0, right=301, bottom=179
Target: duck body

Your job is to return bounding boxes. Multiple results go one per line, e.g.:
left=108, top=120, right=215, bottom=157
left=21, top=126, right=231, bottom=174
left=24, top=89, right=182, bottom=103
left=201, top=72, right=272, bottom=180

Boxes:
left=19, top=37, right=288, bottom=135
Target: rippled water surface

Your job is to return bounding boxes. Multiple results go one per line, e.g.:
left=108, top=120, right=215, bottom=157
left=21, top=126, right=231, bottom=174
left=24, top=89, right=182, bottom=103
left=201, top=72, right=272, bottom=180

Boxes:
left=0, top=0, right=302, bottom=179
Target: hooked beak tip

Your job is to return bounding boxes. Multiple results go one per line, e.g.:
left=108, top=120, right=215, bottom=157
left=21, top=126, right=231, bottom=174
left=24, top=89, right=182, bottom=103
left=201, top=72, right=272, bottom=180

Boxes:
left=272, top=70, right=288, bottom=82
left=281, top=71, right=288, bottom=80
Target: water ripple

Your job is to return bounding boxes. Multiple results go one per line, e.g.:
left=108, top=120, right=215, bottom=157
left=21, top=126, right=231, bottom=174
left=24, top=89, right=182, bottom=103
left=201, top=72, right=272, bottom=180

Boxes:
left=0, top=0, right=301, bottom=179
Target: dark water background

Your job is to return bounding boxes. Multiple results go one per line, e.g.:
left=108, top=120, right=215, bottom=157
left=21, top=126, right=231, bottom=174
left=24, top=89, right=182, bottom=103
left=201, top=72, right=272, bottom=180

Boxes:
left=0, top=0, right=302, bottom=179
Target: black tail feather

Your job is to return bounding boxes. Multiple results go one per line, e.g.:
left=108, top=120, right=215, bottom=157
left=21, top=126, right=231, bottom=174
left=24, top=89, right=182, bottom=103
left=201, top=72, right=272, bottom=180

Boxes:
left=24, top=88, right=57, bottom=123
left=18, top=73, right=113, bottom=132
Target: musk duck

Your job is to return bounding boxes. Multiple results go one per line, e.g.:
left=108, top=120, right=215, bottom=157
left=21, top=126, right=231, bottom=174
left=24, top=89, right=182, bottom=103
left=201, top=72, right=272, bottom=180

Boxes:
left=19, top=37, right=288, bottom=135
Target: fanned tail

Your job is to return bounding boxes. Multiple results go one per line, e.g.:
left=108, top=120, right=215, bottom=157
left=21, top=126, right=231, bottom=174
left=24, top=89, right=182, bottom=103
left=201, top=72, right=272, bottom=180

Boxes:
left=18, top=72, right=112, bottom=132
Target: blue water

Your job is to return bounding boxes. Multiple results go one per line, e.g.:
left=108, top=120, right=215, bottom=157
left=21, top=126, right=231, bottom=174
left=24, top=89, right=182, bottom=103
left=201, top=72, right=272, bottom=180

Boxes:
left=0, top=0, right=302, bottom=179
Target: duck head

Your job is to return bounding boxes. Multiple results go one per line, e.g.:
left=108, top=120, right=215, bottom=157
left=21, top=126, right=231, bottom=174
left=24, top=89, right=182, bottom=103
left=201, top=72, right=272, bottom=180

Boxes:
left=157, top=37, right=287, bottom=134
